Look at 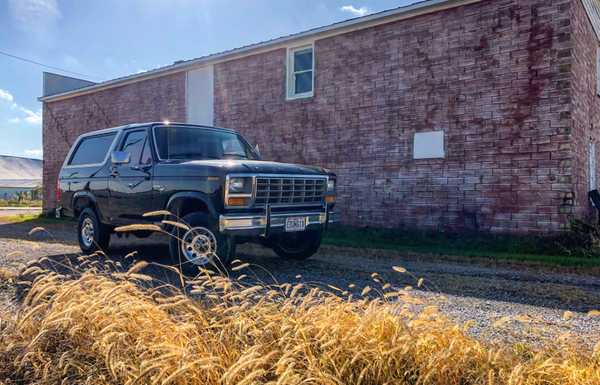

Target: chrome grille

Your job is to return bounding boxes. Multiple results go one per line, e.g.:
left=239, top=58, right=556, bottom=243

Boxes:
left=255, top=176, right=326, bottom=206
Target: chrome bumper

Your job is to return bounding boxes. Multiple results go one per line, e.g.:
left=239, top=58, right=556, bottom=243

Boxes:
left=219, top=211, right=338, bottom=233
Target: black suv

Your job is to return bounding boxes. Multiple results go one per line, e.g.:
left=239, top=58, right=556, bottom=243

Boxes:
left=57, top=122, right=337, bottom=267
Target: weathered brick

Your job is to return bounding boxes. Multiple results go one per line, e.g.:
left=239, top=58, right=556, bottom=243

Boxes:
left=42, top=0, right=594, bottom=234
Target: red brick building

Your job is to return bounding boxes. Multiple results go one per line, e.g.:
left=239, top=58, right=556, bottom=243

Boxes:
left=41, top=0, right=600, bottom=233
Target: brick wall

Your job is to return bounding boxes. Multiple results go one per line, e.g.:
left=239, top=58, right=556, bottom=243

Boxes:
left=42, top=73, right=186, bottom=212
left=214, top=0, right=573, bottom=233
left=570, top=0, right=600, bottom=223
left=41, top=0, right=593, bottom=234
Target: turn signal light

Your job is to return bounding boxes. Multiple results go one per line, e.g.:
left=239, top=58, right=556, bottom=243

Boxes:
left=325, top=195, right=336, bottom=203
left=227, top=197, right=248, bottom=206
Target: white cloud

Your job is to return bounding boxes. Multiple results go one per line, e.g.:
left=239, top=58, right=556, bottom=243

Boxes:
left=24, top=148, right=43, bottom=158
left=1, top=88, right=42, bottom=125
left=340, top=5, right=370, bottom=17
left=0, top=89, right=14, bottom=103
left=19, top=107, right=42, bottom=125
left=8, top=0, right=61, bottom=33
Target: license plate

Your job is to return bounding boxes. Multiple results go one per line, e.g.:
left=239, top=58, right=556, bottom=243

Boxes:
left=285, top=217, right=307, bottom=232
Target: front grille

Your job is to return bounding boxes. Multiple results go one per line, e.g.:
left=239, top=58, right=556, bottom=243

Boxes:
left=254, top=176, right=327, bottom=207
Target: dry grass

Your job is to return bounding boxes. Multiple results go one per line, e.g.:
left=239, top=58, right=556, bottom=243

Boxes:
left=0, top=258, right=598, bottom=385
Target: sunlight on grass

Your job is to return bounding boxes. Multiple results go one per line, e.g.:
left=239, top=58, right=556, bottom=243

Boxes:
left=0, top=257, right=598, bottom=384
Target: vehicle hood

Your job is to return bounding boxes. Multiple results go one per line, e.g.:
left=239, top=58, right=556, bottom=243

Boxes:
left=154, top=159, right=329, bottom=178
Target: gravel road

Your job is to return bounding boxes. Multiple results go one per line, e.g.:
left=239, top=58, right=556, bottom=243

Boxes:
left=1, top=217, right=599, bottom=346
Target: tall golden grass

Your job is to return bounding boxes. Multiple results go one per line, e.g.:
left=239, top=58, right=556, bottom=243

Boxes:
left=0, top=260, right=598, bottom=385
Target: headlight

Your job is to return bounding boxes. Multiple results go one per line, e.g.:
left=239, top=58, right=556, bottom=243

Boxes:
left=229, top=177, right=245, bottom=193
left=327, top=179, right=335, bottom=192
left=228, top=177, right=252, bottom=194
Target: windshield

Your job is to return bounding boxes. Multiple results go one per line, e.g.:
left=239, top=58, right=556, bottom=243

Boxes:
left=153, top=125, right=258, bottom=161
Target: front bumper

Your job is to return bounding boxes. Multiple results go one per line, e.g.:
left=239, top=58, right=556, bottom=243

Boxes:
left=219, top=210, right=338, bottom=236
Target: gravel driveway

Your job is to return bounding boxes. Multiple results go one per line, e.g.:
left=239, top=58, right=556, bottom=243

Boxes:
left=1, top=217, right=599, bottom=346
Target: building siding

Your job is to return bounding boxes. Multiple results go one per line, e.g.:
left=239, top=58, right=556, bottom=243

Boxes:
left=215, top=0, right=573, bottom=233
left=42, top=73, right=186, bottom=212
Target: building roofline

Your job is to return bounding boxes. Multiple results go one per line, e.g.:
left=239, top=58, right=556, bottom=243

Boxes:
left=39, top=0, right=482, bottom=103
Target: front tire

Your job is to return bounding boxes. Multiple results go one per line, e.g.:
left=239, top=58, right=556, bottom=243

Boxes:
left=168, top=212, right=235, bottom=273
left=77, top=208, right=111, bottom=254
left=271, top=229, right=322, bottom=260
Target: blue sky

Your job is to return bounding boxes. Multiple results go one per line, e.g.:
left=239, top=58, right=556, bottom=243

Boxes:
left=0, top=0, right=413, bottom=159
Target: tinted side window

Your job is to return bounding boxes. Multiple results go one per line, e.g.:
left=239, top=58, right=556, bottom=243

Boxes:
left=69, top=133, right=116, bottom=166
left=120, top=130, right=147, bottom=166
left=140, top=138, right=153, bottom=165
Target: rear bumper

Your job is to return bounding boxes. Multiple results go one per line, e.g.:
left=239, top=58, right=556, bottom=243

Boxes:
left=219, top=210, right=338, bottom=236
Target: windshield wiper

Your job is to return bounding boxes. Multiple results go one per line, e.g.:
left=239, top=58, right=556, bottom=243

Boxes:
left=222, top=153, right=248, bottom=159
left=168, top=153, right=221, bottom=160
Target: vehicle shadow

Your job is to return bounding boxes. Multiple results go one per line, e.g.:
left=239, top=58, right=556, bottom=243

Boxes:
left=4, top=219, right=600, bottom=312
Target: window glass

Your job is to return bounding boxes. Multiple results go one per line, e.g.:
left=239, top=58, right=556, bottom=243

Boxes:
left=288, top=46, right=314, bottom=97
left=294, top=49, right=312, bottom=72
left=140, top=138, right=153, bottom=165
left=295, top=71, right=313, bottom=94
left=69, top=133, right=116, bottom=166
left=121, top=130, right=147, bottom=166
left=154, top=126, right=258, bottom=161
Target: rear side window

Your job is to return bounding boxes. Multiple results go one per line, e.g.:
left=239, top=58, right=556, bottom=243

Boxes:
left=69, top=133, right=117, bottom=166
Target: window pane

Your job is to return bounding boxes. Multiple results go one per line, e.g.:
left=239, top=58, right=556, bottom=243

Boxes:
left=294, top=71, right=312, bottom=94
left=69, top=133, right=116, bottom=166
left=140, top=138, right=153, bottom=165
left=294, top=49, right=313, bottom=72
left=154, top=126, right=257, bottom=160
left=121, top=130, right=147, bottom=166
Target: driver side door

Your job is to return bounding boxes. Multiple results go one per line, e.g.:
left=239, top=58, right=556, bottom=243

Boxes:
left=108, top=128, right=155, bottom=224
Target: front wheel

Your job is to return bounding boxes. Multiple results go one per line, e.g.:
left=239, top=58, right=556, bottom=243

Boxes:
left=168, top=212, right=235, bottom=273
left=271, top=230, right=322, bottom=260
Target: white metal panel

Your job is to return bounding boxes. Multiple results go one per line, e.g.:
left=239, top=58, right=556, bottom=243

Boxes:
left=413, top=131, right=445, bottom=159
left=590, top=141, right=597, bottom=190
left=186, top=66, right=214, bottom=125
left=597, top=48, right=600, bottom=96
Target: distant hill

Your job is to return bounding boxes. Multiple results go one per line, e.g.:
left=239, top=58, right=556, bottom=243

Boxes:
left=0, top=155, right=42, bottom=188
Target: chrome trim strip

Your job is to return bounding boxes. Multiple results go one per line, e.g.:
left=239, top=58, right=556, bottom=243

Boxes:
left=219, top=211, right=332, bottom=232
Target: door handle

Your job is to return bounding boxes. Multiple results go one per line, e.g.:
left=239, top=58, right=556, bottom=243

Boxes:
left=110, top=168, right=119, bottom=177
left=128, top=183, right=135, bottom=189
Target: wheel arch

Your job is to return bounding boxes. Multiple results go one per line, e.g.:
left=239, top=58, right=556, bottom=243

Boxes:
left=72, top=191, right=102, bottom=219
left=166, top=192, right=217, bottom=220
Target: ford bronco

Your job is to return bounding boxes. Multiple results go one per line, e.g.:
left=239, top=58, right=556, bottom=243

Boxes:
left=56, top=122, right=337, bottom=268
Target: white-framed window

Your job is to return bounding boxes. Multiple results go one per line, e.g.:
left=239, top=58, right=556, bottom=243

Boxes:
left=287, top=44, right=314, bottom=99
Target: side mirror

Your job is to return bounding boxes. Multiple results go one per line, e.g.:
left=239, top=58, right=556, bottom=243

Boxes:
left=254, top=144, right=261, bottom=157
left=111, top=151, right=130, bottom=165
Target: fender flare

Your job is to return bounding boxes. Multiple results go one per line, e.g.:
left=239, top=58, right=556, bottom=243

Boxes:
left=71, top=191, right=105, bottom=220
left=166, top=191, right=218, bottom=219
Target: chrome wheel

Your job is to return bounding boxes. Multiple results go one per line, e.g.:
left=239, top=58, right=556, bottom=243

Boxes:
left=81, top=217, right=95, bottom=248
left=180, top=226, right=217, bottom=266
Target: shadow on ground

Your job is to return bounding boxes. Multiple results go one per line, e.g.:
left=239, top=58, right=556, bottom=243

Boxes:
left=4, top=218, right=600, bottom=312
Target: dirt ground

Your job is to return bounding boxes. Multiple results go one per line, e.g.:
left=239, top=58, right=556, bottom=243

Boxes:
left=1, top=217, right=599, bottom=346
